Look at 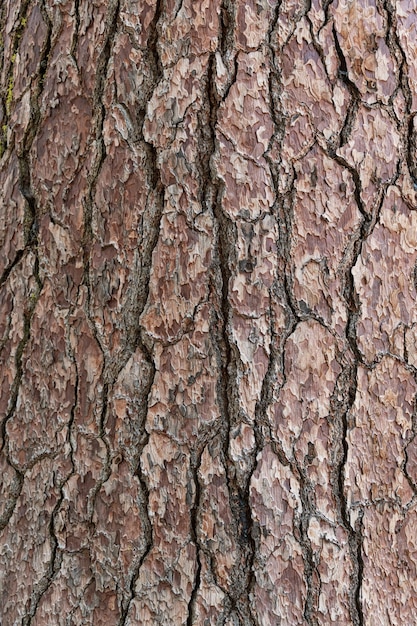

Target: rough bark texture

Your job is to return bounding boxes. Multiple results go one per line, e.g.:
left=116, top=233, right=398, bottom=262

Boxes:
left=1, top=1, right=417, bottom=624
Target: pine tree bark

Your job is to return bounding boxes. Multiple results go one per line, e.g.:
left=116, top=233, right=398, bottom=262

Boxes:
left=1, top=1, right=417, bottom=624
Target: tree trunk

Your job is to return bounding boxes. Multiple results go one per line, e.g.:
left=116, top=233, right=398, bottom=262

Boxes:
left=1, top=0, right=417, bottom=624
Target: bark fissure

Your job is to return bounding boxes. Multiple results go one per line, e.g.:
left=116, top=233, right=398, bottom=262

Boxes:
left=119, top=353, right=155, bottom=626
left=186, top=449, right=203, bottom=626
left=332, top=25, right=361, bottom=148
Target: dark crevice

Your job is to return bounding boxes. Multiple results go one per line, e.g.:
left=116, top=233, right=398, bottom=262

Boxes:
left=406, top=114, right=417, bottom=188
left=23, top=326, right=79, bottom=623
left=0, top=262, right=41, bottom=456
left=219, top=0, right=235, bottom=61
left=383, top=0, right=411, bottom=109
left=330, top=363, right=364, bottom=626
left=186, top=450, right=203, bottom=626
left=147, top=0, right=164, bottom=81
left=22, top=323, right=79, bottom=624
left=383, top=1, right=417, bottom=192
left=332, top=25, right=361, bottom=147
left=1, top=0, right=32, bottom=155
left=353, top=509, right=365, bottom=626
left=76, top=0, right=121, bottom=528
left=305, top=11, right=333, bottom=87
left=298, top=474, right=320, bottom=626
left=212, top=197, right=256, bottom=624
left=218, top=0, right=238, bottom=100
left=24, top=489, right=65, bottom=626
left=320, top=0, right=335, bottom=37
left=118, top=345, right=155, bottom=626
left=67, top=365, right=79, bottom=470
left=82, top=0, right=120, bottom=258
left=118, top=2, right=166, bottom=621
left=204, top=13, right=257, bottom=620
left=19, top=0, right=52, bottom=152
left=326, top=61, right=376, bottom=626
left=70, top=0, right=80, bottom=62
left=0, top=1, right=6, bottom=76
left=0, top=249, right=26, bottom=290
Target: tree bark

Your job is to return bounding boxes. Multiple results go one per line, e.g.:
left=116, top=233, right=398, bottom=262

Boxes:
left=1, top=0, right=417, bottom=624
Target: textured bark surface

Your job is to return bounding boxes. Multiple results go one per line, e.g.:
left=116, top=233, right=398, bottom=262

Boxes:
left=1, top=0, right=417, bottom=624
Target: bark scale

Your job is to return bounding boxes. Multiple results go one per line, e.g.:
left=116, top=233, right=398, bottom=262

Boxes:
left=1, top=1, right=417, bottom=624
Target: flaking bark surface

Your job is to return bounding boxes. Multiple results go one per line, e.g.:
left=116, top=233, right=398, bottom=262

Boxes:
left=1, top=1, right=417, bottom=624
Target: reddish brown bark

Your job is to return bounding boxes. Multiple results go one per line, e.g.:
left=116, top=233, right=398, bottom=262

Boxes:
left=1, top=1, right=417, bottom=624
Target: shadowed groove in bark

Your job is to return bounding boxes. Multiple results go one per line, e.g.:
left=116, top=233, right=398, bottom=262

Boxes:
left=212, top=77, right=261, bottom=626
left=21, top=199, right=76, bottom=626
left=212, top=193, right=248, bottom=623
left=73, top=1, right=122, bottom=548
left=119, top=346, right=155, bottom=626
left=298, top=470, right=320, bottom=626
left=0, top=0, right=32, bottom=154
left=118, top=2, right=167, bottom=622
left=186, top=448, right=203, bottom=626
left=12, top=2, right=78, bottom=604
left=0, top=248, right=25, bottom=289
left=70, top=0, right=80, bottom=63
left=331, top=361, right=364, bottom=626
left=324, top=10, right=398, bottom=624
left=0, top=0, right=50, bottom=515
left=204, top=14, right=259, bottom=619
left=0, top=2, right=6, bottom=74
left=268, top=15, right=322, bottom=622
left=24, top=481, right=66, bottom=626
left=219, top=0, right=235, bottom=64
left=383, top=1, right=417, bottom=189
left=404, top=395, right=417, bottom=496
left=82, top=0, right=121, bottom=256
left=331, top=25, right=361, bottom=148
left=0, top=258, right=41, bottom=444
left=384, top=0, right=411, bottom=106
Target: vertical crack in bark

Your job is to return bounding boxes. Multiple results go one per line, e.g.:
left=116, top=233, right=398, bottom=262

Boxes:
left=82, top=0, right=120, bottom=258
left=403, top=395, right=417, bottom=497
left=119, top=345, right=156, bottom=626
left=213, top=201, right=258, bottom=624
left=70, top=0, right=80, bottom=64
left=297, top=471, right=320, bottom=626
left=23, top=476, right=66, bottom=626
left=0, top=1, right=6, bottom=76
left=119, top=3, right=166, bottom=621
left=218, top=0, right=238, bottom=99
left=0, top=249, right=26, bottom=289
left=383, top=0, right=417, bottom=520
left=76, top=0, right=122, bottom=552
left=330, top=360, right=364, bottom=626
left=244, top=9, right=296, bottom=621
left=267, top=14, right=323, bottom=621
left=13, top=4, right=73, bottom=615
left=219, top=0, right=235, bottom=66
left=205, top=21, right=258, bottom=619
left=0, top=0, right=32, bottom=156
left=211, top=191, right=242, bottom=621
left=186, top=448, right=203, bottom=626
left=406, top=114, right=417, bottom=186
left=0, top=0, right=51, bottom=543
left=382, top=1, right=417, bottom=188
left=332, top=25, right=361, bottom=148
left=326, top=17, right=386, bottom=624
